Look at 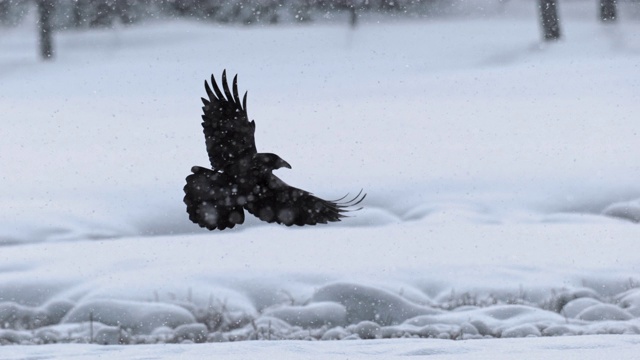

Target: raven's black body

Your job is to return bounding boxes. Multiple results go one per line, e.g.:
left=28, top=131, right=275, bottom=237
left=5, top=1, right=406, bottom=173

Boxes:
left=184, top=71, right=364, bottom=230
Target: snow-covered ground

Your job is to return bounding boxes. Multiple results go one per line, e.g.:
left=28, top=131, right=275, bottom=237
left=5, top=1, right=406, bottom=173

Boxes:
left=2, top=0, right=640, bottom=357
left=4, top=335, right=640, bottom=359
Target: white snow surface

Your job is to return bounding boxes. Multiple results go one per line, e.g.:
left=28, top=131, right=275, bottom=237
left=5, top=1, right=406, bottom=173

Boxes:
left=2, top=0, right=640, bottom=356
left=4, top=336, right=640, bottom=359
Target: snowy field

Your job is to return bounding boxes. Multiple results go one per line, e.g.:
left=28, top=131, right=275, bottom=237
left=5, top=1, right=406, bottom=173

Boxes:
left=2, top=0, right=640, bottom=357
left=4, top=335, right=640, bottom=359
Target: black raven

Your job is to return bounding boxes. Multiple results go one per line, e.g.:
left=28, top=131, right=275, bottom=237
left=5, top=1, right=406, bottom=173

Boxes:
left=184, top=71, right=365, bottom=230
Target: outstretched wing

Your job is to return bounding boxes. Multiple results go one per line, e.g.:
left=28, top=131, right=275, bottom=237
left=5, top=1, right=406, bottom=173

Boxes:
left=244, top=175, right=366, bottom=226
left=201, top=70, right=257, bottom=170
left=184, top=166, right=246, bottom=230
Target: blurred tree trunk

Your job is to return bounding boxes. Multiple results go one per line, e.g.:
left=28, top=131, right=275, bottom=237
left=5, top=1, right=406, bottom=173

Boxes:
left=538, top=0, right=560, bottom=41
left=116, top=0, right=133, bottom=24
left=73, top=0, right=82, bottom=27
left=600, top=0, right=616, bottom=22
left=0, top=0, right=9, bottom=24
left=91, top=2, right=114, bottom=27
left=73, top=0, right=90, bottom=28
left=349, top=5, right=357, bottom=28
left=36, top=0, right=54, bottom=60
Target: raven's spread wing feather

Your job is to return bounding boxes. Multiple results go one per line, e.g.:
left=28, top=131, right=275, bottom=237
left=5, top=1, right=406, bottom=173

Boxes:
left=201, top=71, right=257, bottom=170
left=244, top=175, right=366, bottom=226
left=184, top=166, right=245, bottom=230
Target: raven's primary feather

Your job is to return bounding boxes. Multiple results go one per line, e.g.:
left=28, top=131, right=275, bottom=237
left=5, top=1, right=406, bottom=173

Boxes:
left=184, top=70, right=365, bottom=230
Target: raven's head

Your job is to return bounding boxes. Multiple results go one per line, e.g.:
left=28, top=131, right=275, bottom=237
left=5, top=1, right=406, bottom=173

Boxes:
left=253, top=153, right=291, bottom=173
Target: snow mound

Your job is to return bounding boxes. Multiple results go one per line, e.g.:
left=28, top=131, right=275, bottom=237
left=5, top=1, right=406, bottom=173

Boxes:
left=174, top=323, right=208, bottom=343
left=262, top=302, right=347, bottom=328
left=603, top=199, right=640, bottom=223
left=94, top=326, right=132, bottom=345
left=576, top=304, right=633, bottom=322
left=501, top=323, right=541, bottom=338
left=62, top=299, right=196, bottom=334
left=617, top=288, right=640, bottom=316
left=2, top=322, right=129, bottom=345
left=0, top=300, right=74, bottom=329
left=351, top=321, right=382, bottom=339
left=399, top=304, right=565, bottom=339
left=311, top=283, right=442, bottom=326
left=0, top=329, right=31, bottom=345
left=562, top=298, right=603, bottom=318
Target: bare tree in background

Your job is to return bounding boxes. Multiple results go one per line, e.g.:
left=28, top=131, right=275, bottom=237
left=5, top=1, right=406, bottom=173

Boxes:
left=36, top=0, right=54, bottom=60
left=349, top=3, right=357, bottom=28
left=0, top=0, right=9, bottom=24
left=600, top=0, right=616, bottom=22
left=538, top=0, right=560, bottom=41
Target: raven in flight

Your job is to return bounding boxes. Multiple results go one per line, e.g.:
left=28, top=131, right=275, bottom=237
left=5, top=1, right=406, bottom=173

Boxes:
left=184, top=71, right=365, bottom=230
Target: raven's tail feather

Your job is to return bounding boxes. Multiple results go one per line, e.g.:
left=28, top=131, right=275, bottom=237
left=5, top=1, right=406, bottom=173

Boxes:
left=183, top=166, right=245, bottom=231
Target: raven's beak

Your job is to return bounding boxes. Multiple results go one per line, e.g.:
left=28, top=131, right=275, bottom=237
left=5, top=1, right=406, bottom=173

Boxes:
left=278, top=159, right=292, bottom=169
